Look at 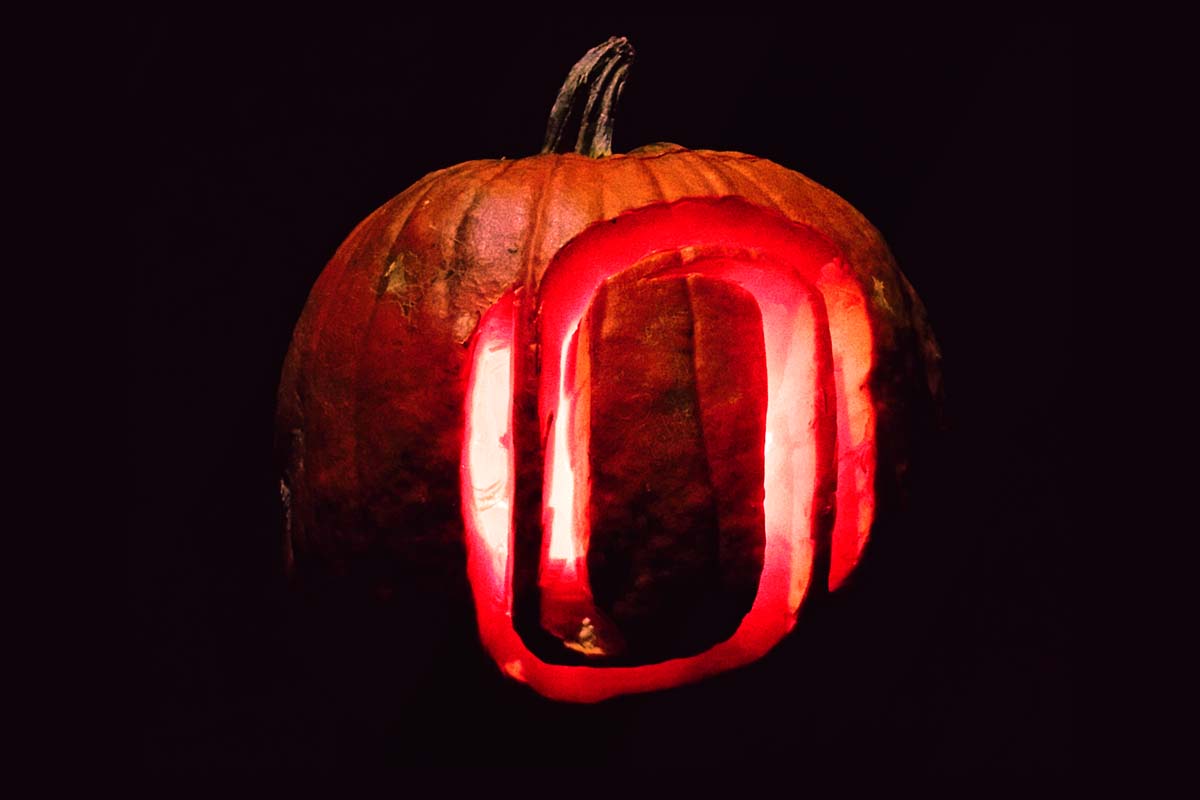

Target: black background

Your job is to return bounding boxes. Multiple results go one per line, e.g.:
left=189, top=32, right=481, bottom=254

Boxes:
left=128, top=13, right=1072, bottom=776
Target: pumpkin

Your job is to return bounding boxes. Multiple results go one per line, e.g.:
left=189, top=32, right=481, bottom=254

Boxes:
left=275, top=37, right=942, bottom=702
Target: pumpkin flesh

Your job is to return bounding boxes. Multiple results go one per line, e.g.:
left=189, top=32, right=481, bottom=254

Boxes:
left=545, top=272, right=768, bottom=663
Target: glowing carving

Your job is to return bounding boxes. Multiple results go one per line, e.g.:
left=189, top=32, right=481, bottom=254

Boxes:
left=461, top=198, right=876, bottom=702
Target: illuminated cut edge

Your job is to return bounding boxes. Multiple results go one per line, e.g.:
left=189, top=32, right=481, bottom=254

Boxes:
left=462, top=198, right=876, bottom=702
left=462, top=290, right=516, bottom=611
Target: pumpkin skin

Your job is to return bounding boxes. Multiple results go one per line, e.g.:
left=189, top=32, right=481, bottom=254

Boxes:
left=275, top=43, right=941, bottom=702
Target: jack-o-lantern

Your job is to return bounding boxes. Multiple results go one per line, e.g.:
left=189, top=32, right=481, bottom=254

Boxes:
left=276, top=37, right=942, bottom=702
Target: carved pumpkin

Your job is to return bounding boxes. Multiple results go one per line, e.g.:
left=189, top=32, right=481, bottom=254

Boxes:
left=276, top=38, right=941, bottom=702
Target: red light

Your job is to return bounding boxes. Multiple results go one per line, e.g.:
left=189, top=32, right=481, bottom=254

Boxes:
left=462, top=198, right=875, bottom=701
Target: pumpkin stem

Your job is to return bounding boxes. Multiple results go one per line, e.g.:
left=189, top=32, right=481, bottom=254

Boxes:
left=541, top=37, right=634, bottom=158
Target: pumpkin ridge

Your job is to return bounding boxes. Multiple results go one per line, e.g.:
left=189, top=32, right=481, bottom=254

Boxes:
left=520, top=155, right=561, bottom=292
left=683, top=275, right=718, bottom=521
left=666, top=153, right=717, bottom=199
left=648, top=156, right=685, bottom=200
left=694, top=153, right=764, bottom=205
left=308, top=159, right=497, bottom=566
left=298, top=200, right=399, bottom=525
left=302, top=162, right=477, bottom=386
left=712, top=155, right=792, bottom=219
left=684, top=273, right=769, bottom=623
left=349, top=174, right=472, bottom=530
left=375, top=171, right=463, bottom=299
left=774, top=163, right=845, bottom=249
left=681, top=278, right=724, bottom=595
left=694, top=152, right=738, bottom=196
left=595, top=161, right=627, bottom=228
left=451, top=159, right=523, bottom=288
left=679, top=151, right=724, bottom=198
left=302, top=199, right=395, bottom=390
left=631, top=154, right=667, bottom=204
left=577, top=155, right=610, bottom=232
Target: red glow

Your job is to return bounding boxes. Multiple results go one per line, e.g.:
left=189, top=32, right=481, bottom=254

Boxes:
left=654, top=256, right=834, bottom=616
left=462, top=198, right=876, bottom=701
left=539, top=322, right=603, bottom=646
left=462, top=289, right=516, bottom=612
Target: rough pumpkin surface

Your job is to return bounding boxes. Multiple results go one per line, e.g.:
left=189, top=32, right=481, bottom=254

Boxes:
left=580, top=272, right=766, bottom=661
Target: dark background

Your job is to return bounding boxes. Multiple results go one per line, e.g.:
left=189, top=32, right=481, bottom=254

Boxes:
left=128, top=13, right=1072, bottom=775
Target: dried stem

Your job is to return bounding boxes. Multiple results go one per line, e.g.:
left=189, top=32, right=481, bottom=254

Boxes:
left=541, top=37, right=634, bottom=158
